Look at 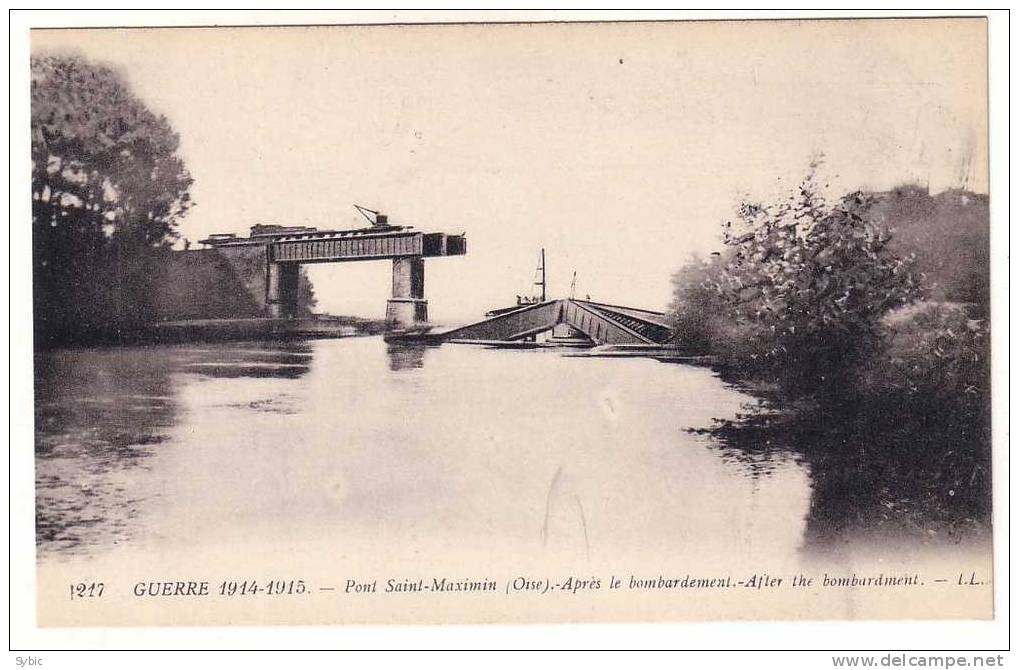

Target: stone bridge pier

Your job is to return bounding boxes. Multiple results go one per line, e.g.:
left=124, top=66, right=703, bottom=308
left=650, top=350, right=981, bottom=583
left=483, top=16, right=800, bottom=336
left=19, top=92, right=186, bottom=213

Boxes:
left=386, top=257, right=428, bottom=328
left=266, top=255, right=431, bottom=329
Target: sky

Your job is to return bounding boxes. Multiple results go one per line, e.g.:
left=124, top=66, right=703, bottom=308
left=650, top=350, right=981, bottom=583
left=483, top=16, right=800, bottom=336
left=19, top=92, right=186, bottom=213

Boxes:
left=32, top=19, right=988, bottom=324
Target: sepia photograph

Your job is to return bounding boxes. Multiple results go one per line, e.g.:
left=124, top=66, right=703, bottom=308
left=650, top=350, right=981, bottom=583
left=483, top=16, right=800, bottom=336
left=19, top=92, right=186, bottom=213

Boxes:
left=12, top=10, right=1005, bottom=646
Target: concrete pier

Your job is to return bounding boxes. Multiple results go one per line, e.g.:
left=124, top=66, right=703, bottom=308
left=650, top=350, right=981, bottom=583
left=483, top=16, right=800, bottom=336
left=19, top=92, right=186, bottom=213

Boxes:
left=266, top=262, right=300, bottom=318
left=386, top=257, right=427, bottom=329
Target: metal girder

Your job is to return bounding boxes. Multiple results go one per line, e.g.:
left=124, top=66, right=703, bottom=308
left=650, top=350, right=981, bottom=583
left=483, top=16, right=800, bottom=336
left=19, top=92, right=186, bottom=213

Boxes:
left=201, top=227, right=466, bottom=265
left=272, top=231, right=465, bottom=264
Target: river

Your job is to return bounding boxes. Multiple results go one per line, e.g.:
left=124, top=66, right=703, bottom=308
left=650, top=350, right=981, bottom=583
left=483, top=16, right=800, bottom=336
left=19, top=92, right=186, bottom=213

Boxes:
left=32, top=337, right=992, bottom=623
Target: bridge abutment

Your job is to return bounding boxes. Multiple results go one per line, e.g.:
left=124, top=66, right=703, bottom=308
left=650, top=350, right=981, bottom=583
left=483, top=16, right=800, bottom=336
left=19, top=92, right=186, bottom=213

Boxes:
left=386, top=257, right=427, bottom=330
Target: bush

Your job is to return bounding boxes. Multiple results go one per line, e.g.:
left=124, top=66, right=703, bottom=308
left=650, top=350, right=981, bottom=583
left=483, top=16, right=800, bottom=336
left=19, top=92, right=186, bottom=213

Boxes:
left=668, top=254, right=730, bottom=354
left=860, top=301, right=989, bottom=404
left=671, top=165, right=993, bottom=539
left=670, top=162, right=923, bottom=393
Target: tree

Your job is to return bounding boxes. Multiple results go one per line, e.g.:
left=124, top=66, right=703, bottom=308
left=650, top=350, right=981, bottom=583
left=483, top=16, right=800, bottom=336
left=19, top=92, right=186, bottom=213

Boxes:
left=668, top=252, right=737, bottom=356
left=31, top=55, right=193, bottom=343
left=677, top=165, right=990, bottom=537
left=297, top=268, right=318, bottom=317
left=872, top=186, right=990, bottom=317
left=712, top=162, right=923, bottom=391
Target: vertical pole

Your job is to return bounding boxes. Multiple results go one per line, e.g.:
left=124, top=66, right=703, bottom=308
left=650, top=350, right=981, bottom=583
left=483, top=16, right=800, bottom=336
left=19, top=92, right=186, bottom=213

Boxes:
left=540, top=248, right=546, bottom=302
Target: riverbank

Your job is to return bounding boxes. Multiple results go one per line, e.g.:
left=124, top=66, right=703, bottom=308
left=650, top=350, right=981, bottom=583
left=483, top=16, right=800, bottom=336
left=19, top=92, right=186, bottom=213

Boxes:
left=151, top=316, right=383, bottom=343
left=35, top=315, right=390, bottom=348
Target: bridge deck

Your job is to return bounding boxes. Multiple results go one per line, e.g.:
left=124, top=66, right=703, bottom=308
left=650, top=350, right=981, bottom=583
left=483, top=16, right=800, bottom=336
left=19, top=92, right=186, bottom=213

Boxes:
left=201, top=227, right=467, bottom=264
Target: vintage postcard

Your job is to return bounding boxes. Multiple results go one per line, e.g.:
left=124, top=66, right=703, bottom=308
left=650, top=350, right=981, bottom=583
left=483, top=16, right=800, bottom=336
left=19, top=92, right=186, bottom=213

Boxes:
left=22, top=15, right=996, bottom=630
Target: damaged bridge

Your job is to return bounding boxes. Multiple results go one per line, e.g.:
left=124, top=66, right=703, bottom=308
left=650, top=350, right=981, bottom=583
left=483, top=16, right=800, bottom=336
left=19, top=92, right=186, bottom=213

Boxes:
left=441, top=299, right=673, bottom=346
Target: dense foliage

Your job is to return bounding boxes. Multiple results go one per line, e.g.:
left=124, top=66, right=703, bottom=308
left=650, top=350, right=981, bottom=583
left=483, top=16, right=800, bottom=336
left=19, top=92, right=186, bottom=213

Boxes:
left=671, top=164, right=992, bottom=537
left=32, top=56, right=193, bottom=245
left=32, top=55, right=320, bottom=343
left=670, top=164, right=988, bottom=397
left=875, top=186, right=990, bottom=315
left=718, top=165, right=924, bottom=391
left=32, top=55, right=194, bottom=343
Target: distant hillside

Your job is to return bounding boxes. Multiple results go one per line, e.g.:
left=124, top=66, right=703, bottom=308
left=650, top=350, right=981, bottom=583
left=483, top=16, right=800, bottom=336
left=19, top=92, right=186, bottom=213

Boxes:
left=868, top=185, right=990, bottom=316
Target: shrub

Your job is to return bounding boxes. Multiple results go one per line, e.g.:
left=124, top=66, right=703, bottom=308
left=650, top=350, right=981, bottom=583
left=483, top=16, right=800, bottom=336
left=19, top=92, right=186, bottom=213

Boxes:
left=861, top=301, right=989, bottom=404
left=704, top=163, right=922, bottom=392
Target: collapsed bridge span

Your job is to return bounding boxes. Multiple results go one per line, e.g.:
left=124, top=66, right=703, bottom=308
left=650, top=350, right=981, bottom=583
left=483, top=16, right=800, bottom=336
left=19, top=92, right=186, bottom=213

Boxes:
left=441, top=299, right=673, bottom=346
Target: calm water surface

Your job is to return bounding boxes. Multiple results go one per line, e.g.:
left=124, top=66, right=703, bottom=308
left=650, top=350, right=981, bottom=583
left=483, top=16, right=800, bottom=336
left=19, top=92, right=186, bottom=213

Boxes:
left=35, top=337, right=836, bottom=564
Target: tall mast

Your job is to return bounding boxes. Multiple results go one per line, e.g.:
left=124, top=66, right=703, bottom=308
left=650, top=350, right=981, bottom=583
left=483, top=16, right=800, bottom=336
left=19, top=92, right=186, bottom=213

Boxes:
left=539, top=248, right=546, bottom=302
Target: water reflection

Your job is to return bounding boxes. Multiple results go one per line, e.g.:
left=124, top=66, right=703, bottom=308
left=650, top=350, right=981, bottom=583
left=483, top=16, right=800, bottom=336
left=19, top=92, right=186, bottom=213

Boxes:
left=385, top=342, right=429, bottom=371
left=34, top=346, right=179, bottom=554
left=34, top=340, right=318, bottom=555
left=182, top=341, right=313, bottom=379
left=32, top=339, right=810, bottom=563
left=40, top=337, right=978, bottom=568
left=699, top=397, right=992, bottom=555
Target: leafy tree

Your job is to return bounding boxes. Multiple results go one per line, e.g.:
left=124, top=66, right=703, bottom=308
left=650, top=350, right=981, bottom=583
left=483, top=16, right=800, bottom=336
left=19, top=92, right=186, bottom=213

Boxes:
left=297, top=268, right=318, bottom=316
left=872, top=186, right=990, bottom=317
left=865, top=302, right=989, bottom=403
left=31, top=55, right=193, bottom=343
left=671, top=164, right=991, bottom=538
left=668, top=251, right=747, bottom=359
left=711, top=162, right=923, bottom=391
